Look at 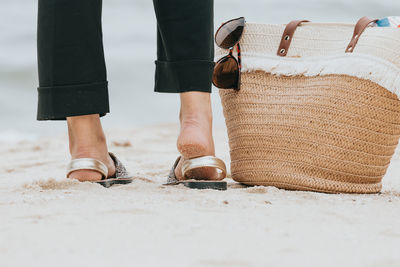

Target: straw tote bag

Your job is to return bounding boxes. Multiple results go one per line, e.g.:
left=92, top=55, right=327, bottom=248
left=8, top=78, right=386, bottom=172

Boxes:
left=217, top=17, right=400, bottom=193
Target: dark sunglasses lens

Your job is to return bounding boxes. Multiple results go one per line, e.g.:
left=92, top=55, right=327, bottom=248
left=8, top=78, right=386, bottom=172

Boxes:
left=212, top=56, right=239, bottom=89
left=215, top=17, right=245, bottom=49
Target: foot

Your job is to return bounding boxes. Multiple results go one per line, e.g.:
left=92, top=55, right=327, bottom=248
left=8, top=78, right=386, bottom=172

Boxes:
left=67, top=114, right=115, bottom=182
left=175, top=92, right=220, bottom=181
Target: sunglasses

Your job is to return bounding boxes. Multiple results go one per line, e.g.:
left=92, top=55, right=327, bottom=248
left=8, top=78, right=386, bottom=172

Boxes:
left=212, top=17, right=246, bottom=91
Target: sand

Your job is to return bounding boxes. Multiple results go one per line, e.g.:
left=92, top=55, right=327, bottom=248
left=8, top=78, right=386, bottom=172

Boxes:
left=1, top=124, right=400, bottom=267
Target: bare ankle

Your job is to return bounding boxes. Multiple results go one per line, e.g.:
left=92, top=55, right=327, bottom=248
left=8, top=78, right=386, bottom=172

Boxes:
left=179, top=92, right=213, bottom=124
left=67, top=114, right=108, bottom=156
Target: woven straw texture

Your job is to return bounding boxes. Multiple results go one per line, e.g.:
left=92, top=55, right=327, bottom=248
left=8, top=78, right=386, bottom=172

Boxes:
left=218, top=22, right=400, bottom=193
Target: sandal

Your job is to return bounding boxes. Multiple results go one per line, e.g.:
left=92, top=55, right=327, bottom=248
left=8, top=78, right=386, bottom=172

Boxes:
left=166, top=156, right=227, bottom=190
left=66, top=152, right=133, bottom=188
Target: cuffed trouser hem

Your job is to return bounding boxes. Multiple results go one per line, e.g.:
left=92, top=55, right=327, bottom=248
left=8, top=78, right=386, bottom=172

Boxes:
left=37, top=81, right=110, bottom=120
left=154, top=60, right=215, bottom=93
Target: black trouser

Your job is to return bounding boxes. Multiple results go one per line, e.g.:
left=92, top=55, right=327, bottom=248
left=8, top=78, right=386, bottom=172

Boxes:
left=37, top=0, right=214, bottom=120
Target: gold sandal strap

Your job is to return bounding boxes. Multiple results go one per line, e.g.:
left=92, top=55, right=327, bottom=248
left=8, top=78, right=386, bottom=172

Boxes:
left=181, top=156, right=227, bottom=179
left=66, top=158, right=108, bottom=179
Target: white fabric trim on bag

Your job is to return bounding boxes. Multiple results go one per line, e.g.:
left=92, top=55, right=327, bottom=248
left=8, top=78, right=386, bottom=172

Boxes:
left=215, top=22, right=400, bottom=98
left=240, top=53, right=400, bottom=97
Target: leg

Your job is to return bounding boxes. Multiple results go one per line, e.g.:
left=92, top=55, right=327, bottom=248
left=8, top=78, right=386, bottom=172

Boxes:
left=37, top=0, right=114, bottom=181
left=153, top=0, right=218, bottom=180
left=153, top=0, right=214, bottom=93
left=37, top=0, right=109, bottom=120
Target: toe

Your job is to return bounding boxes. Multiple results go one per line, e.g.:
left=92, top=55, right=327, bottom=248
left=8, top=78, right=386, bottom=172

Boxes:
left=68, top=169, right=103, bottom=182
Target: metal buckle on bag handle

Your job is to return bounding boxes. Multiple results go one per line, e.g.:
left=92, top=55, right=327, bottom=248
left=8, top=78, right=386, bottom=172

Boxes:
left=345, top=16, right=378, bottom=53
left=277, top=20, right=310, bottom=57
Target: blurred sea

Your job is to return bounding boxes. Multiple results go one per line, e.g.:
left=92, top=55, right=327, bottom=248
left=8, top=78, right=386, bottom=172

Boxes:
left=0, top=0, right=399, bottom=141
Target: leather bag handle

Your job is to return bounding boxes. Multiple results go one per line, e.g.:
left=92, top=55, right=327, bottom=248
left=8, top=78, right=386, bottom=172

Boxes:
left=345, top=16, right=378, bottom=53
left=277, top=20, right=310, bottom=57
left=278, top=17, right=378, bottom=57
